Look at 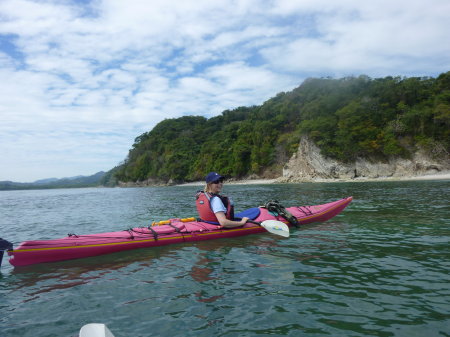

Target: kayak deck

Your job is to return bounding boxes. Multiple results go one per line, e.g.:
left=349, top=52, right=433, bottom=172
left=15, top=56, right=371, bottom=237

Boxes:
left=8, top=197, right=352, bottom=267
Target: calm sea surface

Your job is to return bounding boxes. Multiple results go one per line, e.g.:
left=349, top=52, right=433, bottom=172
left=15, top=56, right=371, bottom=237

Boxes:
left=0, top=181, right=449, bottom=337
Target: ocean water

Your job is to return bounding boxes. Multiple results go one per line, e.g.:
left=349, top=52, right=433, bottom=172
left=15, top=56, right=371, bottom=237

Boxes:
left=0, top=181, right=449, bottom=337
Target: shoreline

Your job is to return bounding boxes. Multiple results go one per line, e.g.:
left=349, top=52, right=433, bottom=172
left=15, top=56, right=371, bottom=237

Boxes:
left=178, top=172, right=450, bottom=186
left=302, top=172, right=450, bottom=183
left=2, top=172, right=448, bottom=191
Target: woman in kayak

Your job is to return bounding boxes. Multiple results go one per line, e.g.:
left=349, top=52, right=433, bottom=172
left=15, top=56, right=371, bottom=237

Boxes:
left=196, top=172, right=249, bottom=228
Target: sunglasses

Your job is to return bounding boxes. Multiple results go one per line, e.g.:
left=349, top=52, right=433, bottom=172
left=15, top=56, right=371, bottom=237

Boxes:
left=211, top=179, right=224, bottom=184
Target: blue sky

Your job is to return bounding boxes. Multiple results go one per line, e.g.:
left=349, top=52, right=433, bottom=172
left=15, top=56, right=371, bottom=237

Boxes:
left=1, top=0, right=449, bottom=182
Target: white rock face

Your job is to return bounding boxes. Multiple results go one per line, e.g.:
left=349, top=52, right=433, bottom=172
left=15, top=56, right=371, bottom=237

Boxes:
left=280, top=136, right=450, bottom=182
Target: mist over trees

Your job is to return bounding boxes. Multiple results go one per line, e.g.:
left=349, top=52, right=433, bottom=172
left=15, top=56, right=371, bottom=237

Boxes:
left=110, top=72, right=450, bottom=184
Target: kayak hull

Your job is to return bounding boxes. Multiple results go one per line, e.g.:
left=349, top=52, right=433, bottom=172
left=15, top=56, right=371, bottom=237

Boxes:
left=8, top=197, right=352, bottom=267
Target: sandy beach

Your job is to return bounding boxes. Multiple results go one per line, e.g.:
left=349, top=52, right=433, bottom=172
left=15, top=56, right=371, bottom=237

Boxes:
left=177, top=179, right=277, bottom=186
left=178, top=172, right=450, bottom=186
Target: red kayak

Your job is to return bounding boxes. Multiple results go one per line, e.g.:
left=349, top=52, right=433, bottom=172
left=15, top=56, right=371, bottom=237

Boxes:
left=5, top=197, right=352, bottom=267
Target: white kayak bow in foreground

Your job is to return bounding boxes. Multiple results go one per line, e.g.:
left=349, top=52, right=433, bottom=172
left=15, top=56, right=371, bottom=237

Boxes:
left=80, top=324, right=115, bottom=337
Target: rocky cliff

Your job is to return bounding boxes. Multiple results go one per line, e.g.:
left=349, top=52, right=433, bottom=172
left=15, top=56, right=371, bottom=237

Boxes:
left=279, top=136, right=450, bottom=182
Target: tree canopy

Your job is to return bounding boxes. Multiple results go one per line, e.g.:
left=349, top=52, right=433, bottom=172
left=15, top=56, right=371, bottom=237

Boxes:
left=112, top=72, right=450, bottom=184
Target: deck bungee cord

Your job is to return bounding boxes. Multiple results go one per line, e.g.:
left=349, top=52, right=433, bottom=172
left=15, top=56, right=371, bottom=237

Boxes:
left=295, top=206, right=314, bottom=216
left=4, top=219, right=218, bottom=251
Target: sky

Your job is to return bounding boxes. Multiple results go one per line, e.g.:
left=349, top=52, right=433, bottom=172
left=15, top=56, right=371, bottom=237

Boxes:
left=0, top=0, right=449, bottom=182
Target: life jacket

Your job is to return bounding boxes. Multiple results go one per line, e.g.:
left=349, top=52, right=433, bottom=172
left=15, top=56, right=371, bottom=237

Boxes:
left=195, top=191, right=234, bottom=224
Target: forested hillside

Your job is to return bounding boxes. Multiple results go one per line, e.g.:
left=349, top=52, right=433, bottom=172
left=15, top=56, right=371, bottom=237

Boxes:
left=0, top=172, right=106, bottom=190
left=111, top=72, right=450, bottom=184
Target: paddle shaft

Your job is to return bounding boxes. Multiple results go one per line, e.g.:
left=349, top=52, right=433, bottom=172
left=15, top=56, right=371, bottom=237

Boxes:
left=246, top=219, right=262, bottom=225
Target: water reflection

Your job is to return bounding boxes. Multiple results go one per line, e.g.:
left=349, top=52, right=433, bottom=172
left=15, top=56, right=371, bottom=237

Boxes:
left=190, top=257, right=216, bottom=283
left=6, top=234, right=279, bottom=295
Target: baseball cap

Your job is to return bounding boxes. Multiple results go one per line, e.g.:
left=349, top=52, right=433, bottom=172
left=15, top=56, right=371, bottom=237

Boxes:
left=205, top=172, right=224, bottom=183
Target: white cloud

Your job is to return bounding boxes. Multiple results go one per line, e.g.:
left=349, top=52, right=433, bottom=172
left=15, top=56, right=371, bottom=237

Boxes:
left=262, top=0, right=450, bottom=76
left=0, top=0, right=448, bottom=181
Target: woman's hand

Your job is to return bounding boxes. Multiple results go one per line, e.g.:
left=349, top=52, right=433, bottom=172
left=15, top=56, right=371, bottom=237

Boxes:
left=239, top=217, right=249, bottom=225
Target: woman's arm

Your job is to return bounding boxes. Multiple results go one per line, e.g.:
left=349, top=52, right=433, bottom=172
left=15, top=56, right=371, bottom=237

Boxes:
left=215, top=212, right=249, bottom=228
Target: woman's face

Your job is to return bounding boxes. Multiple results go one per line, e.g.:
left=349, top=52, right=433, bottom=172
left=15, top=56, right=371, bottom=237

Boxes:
left=209, top=180, right=223, bottom=194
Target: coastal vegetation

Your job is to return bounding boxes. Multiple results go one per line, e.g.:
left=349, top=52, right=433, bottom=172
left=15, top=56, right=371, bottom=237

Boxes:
left=112, top=72, right=449, bottom=184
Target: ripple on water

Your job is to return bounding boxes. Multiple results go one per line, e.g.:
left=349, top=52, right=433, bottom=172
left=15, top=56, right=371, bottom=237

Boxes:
left=1, top=182, right=449, bottom=337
